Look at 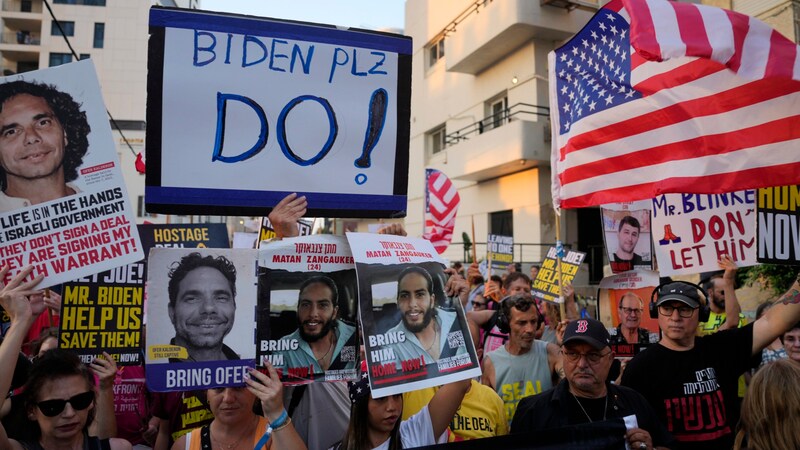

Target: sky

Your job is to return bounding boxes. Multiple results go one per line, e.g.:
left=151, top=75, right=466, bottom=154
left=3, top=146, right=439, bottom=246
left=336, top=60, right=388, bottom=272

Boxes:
left=200, top=0, right=406, bottom=32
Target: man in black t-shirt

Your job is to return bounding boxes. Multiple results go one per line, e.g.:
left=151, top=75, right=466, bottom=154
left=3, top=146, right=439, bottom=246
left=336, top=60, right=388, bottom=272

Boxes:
left=512, top=318, right=673, bottom=450
left=622, top=277, right=800, bottom=450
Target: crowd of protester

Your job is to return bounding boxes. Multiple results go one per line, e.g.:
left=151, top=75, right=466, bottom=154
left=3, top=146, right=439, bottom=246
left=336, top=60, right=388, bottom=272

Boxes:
left=1, top=209, right=799, bottom=450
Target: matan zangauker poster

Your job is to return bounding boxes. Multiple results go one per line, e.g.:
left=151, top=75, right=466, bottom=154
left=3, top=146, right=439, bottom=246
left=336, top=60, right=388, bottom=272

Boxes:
left=347, top=232, right=480, bottom=398
left=0, top=60, right=142, bottom=288
left=257, top=234, right=359, bottom=384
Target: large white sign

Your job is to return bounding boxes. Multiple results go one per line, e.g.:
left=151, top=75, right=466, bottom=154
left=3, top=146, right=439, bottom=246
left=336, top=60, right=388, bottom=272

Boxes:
left=146, top=8, right=411, bottom=218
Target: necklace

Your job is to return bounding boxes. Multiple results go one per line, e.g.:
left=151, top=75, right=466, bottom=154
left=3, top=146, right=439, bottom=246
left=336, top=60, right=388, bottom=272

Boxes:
left=424, top=321, right=440, bottom=352
left=316, top=332, right=335, bottom=363
left=571, top=392, right=607, bottom=423
left=211, top=416, right=256, bottom=450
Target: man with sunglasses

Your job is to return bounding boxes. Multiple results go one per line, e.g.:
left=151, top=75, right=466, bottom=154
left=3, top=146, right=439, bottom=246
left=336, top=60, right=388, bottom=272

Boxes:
left=622, top=276, right=800, bottom=450
left=511, top=319, right=673, bottom=450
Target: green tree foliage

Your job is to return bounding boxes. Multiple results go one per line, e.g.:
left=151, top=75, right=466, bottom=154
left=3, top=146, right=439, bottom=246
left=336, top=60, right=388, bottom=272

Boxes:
left=740, top=264, right=799, bottom=296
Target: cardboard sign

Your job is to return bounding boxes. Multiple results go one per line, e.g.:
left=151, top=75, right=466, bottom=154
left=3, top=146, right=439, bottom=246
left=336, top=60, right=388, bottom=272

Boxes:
left=651, top=191, right=757, bottom=276
left=347, top=232, right=480, bottom=398
left=0, top=60, right=142, bottom=288
left=600, top=201, right=653, bottom=273
left=757, top=185, right=800, bottom=263
left=531, top=247, right=586, bottom=304
left=487, top=234, right=513, bottom=271
left=145, top=248, right=257, bottom=391
left=146, top=8, right=412, bottom=218
left=257, top=235, right=359, bottom=383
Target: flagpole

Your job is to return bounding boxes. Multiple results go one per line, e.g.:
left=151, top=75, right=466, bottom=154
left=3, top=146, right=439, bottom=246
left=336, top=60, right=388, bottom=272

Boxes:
left=555, top=212, right=565, bottom=321
left=470, top=216, right=477, bottom=264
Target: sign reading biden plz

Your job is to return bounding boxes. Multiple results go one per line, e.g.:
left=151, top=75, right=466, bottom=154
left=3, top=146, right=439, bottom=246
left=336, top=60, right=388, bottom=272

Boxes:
left=146, top=7, right=411, bottom=218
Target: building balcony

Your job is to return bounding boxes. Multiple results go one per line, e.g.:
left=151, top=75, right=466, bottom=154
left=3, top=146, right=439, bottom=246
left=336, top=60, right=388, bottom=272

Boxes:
left=2, top=0, right=43, bottom=14
left=445, top=0, right=592, bottom=74
left=444, top=103, right=551, bottom=182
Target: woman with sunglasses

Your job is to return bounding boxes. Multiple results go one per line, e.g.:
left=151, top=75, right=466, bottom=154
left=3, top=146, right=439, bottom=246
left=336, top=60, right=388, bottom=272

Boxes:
left=0, top=266, right=131, bottom=450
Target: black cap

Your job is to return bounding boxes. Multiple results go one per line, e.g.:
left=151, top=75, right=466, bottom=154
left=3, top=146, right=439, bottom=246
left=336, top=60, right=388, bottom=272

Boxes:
left=562, top=319, right=610, bottom=350
left=656, top=282, right=701, bottom=308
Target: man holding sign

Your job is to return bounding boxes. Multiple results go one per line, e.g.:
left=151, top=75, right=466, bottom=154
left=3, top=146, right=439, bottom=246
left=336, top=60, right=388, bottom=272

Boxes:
left=167, top=252, right=238, bottom=362
left=0, top=80, right=89, bottom=212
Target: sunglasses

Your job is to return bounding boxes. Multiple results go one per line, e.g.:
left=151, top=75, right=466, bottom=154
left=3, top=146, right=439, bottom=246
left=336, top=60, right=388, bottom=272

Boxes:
left=36, top=391, right=94, bottom=417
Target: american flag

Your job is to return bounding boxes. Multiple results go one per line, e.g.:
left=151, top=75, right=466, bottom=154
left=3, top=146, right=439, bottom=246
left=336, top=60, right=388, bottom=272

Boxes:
left=550, top=0, right=800, bottom=210
left=424, top=169, right=460, bottom=254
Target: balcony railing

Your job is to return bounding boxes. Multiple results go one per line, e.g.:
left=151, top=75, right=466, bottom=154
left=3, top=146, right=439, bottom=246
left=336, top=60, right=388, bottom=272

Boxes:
left=1, top=31, right=40, bottom=45
left=2, top=0, right=42, bottom=13
left=445, top=103, right=549, bottom=147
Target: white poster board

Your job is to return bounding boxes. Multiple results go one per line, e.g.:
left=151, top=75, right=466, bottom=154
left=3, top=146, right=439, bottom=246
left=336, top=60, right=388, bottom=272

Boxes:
left=651, top=191, right=757, bottom=276
left=146, top=8, right=411, bottom=218
left=0, top=60, right=142, bottom=288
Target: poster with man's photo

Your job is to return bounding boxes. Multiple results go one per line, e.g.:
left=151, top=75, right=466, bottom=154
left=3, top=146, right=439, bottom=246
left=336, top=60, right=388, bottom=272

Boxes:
left=597, top=270, right=660, bottom=359
left=347, top=232, right=480, bottom=398
left=256, top=234, right=359, bottom=384
left=0, top=60, right=142, bottom=288
left=145, top=248, right=257, bottom=392
left=601, top=201, right=653, bottom=273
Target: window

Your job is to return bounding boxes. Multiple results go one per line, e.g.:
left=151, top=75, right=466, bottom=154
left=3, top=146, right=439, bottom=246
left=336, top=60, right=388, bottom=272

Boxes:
left=427, top=36, right=445, bottom=67
left=79, top=53, right=90, bottom=60
left=485, top=96, right=508, bottom=131
left=490, top=210, right=513, bottom=237
left=93, top=23, right=104, bottom=48
left=49, top=53, right=72, bottom=67
left=51, top=21, right=75, bottom=36
left=428, top=125, right=447, bottom=155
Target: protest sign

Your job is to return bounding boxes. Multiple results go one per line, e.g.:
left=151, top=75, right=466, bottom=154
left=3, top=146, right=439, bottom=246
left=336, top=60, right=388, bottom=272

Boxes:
left=651, top=191, right=757, bottom=276
left=757, top=185, right=800, bottom=264
left=257, top=235, right=359, bottom=383
left=145, top=248, right=257, bottom=391
left=601, top=201, right=653, bottom=273
left=60, top=262, right=145, bottom=366
left=531, top=247, right=586, bottom=304
left=347, top=232, right=480, bottom=398
left=486, top=234, right=513, bottom=272
left=0, top=60, right=142, bottom=288
left=138, top=223, right=230, bottom=249
left=597, top=270, right=660, bottom=340
left=146, top=8, right=412, bottom=218
left=259, top=217, right=313, bottom=243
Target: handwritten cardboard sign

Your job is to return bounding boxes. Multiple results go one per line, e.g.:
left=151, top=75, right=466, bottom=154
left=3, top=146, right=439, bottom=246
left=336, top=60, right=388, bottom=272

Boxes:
left=531, top=247, right=586, bottom=304
left=487, top=234, right=513, bottom=271
left=146, top=8, right=412, bottom=218
left=0, top=60, right=142, bottom=288
left=651, top=191, right=756, bottom=276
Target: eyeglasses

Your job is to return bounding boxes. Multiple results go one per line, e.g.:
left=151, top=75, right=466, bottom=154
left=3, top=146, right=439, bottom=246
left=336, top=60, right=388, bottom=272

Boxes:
left=472, top=301, right=487, bottom=308
left=561, top=350, right=611, bottom=364
left=620, top=307, right=642, bottom=315
left=36, top=391, right=94, bottom=417
left=658, top=304, right=695, bottom=318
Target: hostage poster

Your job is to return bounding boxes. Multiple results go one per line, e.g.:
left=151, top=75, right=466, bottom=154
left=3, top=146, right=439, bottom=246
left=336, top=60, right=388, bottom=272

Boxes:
left=757, top=185, right=800, bottom=264
left=257, top=234, right=359, bottom=383
left=146, top=7, right=411, bottom=218
left=0, top=60, right=142, bottom=288
left=347, top=232, right=480, bottom=398
left=145, top=248, right=257, bottom=391
left=601, top=201, right=653, bottom=273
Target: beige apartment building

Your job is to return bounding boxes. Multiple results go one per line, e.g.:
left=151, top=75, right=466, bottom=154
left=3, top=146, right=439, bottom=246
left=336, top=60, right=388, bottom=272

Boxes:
left=0, top=0, right=198, bottom=225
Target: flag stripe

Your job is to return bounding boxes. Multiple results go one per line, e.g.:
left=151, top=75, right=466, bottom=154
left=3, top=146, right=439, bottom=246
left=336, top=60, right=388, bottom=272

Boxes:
left=700, top=5, right=735, bottom=64
left=560, top=161, right=800, bottom=209
left=561, top=78, right=795, bottom=159
left=675, top=3, right=713, bottom=60
left=633, top=58, right=726, bottom=95
left=724, top=9, right=748, bottom=74
left=423, top=169, right=460, bottom=254
left=561, top=115, right=800, bottom=184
